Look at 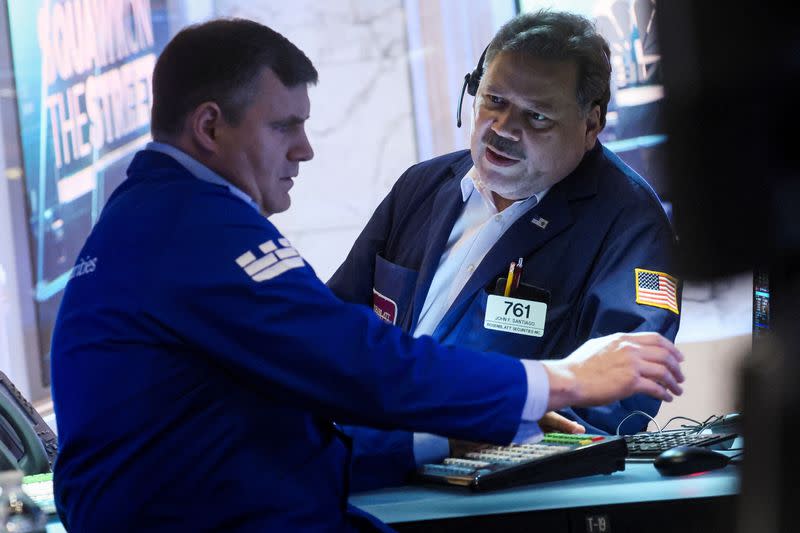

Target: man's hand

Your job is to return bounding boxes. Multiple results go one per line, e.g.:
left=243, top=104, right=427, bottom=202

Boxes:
left=449, top=412, right=583, bottom=456
left=538, top=411, right=585, bottom=434
left=542, top=332, right=685, bottom=411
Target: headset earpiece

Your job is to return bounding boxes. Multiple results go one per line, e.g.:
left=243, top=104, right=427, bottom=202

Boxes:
left=466, top=66, right=482, bottom=97
left=456, top=46, right=489, bottom=128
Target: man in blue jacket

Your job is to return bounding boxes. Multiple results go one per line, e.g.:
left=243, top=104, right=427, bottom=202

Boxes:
left=51, top=17, right=684, bottom=532
left=329, top=10, right=682, bottom=490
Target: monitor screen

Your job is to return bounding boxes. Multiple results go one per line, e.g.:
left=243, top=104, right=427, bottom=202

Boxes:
left=752, top=270, right=769, bottom=341
left=3, top=0, right=171, bottom=387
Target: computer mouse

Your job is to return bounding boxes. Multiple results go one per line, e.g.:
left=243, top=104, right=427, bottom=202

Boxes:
left=653, top=445, right=731, bottom=476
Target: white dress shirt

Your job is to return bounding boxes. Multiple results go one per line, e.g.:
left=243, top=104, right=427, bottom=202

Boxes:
left=412, top=167, right=552, bottom=465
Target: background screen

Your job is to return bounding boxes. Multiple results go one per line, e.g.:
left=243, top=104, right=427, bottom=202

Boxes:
left=5, top=0, right=170, bottom=386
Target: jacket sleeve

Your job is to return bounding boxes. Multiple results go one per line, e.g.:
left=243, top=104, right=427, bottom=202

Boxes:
left=327, top=175, right=422, bottom=489
left=567, top=205, right=681, bottom=434
left=152, top=196, right=529, bottom=444
left=327, top=172, right=424, bottom=491
left=344, top=427, right=416, bottom=492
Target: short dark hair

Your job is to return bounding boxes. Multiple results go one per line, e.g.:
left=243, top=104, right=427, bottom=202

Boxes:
left=485, top=10, right=612, bottom=129
left=151, top=18, right=318, bottom=137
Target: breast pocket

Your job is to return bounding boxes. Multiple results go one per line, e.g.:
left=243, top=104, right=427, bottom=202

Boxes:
left=373, top=253, right=418, bottom=329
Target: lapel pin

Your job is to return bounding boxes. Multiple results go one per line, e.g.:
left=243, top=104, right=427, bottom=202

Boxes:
left=531, top=216, right=549, bottom=229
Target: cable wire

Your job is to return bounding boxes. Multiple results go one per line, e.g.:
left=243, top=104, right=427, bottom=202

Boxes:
left=660, top=416, right=704, bottom=431
left=616, top=410, right=660, bottom=436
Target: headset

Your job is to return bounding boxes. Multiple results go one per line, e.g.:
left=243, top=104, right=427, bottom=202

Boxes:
left=455, top=44, right=612, bottom=129
left=456, top=45, right=488, bottom=128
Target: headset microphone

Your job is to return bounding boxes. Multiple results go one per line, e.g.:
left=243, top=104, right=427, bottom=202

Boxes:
left=456, top=45, right=488, bottom=128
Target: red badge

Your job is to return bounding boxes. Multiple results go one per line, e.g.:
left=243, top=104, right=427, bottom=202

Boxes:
left=372, top=289, right=398, bottom=325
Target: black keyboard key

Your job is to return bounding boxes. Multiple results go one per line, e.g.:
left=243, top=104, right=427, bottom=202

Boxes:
left=624, top=431, right=737, bottom=460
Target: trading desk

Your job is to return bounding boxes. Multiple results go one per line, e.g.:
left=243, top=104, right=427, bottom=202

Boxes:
left=349, top=461, right=739, bottom=532
left=38, top=453, right=739, bottom=532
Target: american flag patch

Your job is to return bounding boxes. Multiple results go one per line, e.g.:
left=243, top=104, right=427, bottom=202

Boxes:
left=635, top=268, right=679, bottom=315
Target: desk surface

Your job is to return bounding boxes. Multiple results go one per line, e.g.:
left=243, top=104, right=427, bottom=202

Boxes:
left=41, top=455, right=740, bottom=531
left=349, top=461, right=739, bottom=524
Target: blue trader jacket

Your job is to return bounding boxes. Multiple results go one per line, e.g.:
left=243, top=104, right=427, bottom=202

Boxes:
left=50, top=150, right=531, bottom=533
left=329, top=144, right=681, bottom=491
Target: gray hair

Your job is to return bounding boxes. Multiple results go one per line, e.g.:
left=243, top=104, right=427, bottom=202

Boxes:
left=484, top=10, right=612, bottom=129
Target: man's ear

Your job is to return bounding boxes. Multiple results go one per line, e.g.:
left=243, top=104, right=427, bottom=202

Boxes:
left=188, top=102, right=224, bottom=153
left=584, top=104, right=602, bottom=150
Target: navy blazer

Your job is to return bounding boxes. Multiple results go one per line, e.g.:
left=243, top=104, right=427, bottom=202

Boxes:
left=329, top=143, right=681, bottom=490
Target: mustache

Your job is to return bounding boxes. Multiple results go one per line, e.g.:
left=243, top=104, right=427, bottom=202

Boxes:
left=482, top=130, right=525, bottom=160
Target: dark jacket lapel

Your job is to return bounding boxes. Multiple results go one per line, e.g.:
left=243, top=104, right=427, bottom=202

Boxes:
left=408, top=156, right=473, bottom=332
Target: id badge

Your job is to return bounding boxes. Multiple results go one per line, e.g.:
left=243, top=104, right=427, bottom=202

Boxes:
left=373, top=288, right=398, bottom=325
left=484, top=294, right=547, bottom=337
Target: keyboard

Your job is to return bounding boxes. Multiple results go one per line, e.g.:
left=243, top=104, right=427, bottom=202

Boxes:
left=624, top=430, right=738, bottom=461
left=416, top=432, right=627, bottom=492
left=22, top=472, right=56, bottom=515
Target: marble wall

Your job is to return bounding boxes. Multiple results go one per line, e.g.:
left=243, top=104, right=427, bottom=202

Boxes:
left=213, top=0, right=418, bottom=281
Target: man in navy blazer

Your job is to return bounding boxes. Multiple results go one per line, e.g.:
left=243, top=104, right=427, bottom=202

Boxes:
left=329, top=10, right=681, bottom=490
